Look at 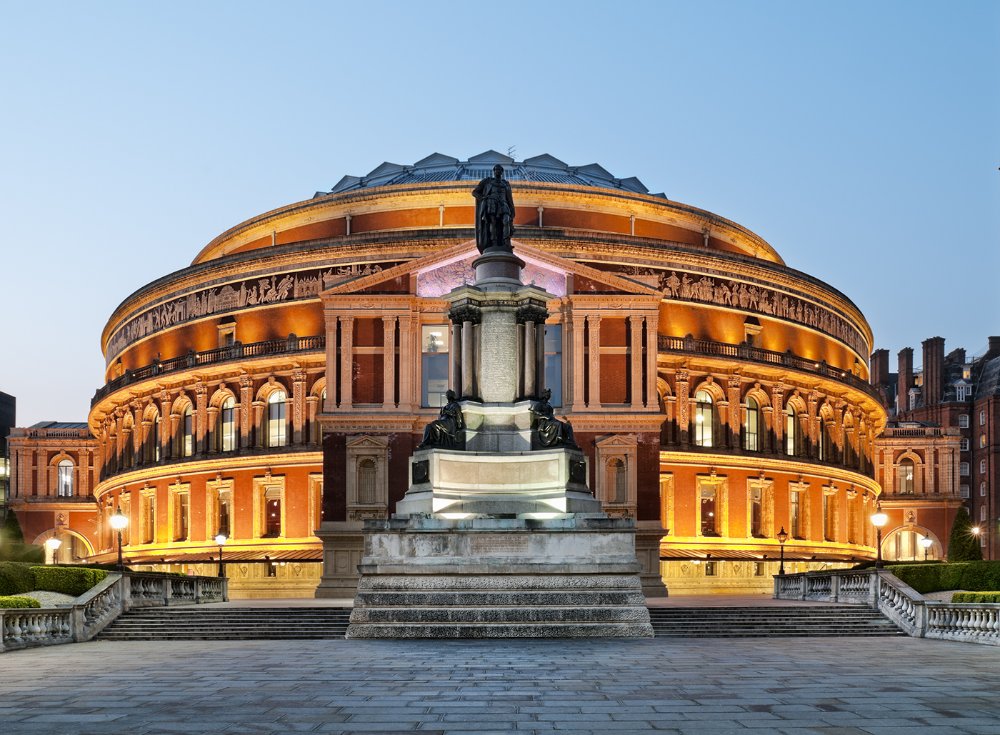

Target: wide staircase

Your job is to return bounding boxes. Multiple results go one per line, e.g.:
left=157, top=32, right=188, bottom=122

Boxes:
left=99, top=603, right=902, bottom=641
left=648, top=605, right=904, bottom=638
left=99, top=607, right=351, bottom=641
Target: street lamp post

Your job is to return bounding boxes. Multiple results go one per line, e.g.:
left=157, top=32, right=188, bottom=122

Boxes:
left=109, top=507, right=128, bottom=572
left=870, top=506, right=889, bottom=569
left=920, top=536, right=933, bottom=561
left=776, top=526, right=789, bottom=576
left=44, top=536, right=62, bottom=565
left=214, top=534, right=228, bottom=577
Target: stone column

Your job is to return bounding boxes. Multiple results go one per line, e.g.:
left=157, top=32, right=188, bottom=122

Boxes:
left=629, top=316, right=643, bottom=408
left=306, top=395, right=320, bottom=444
left=292, top=370, right=307, bottom=444
left=571, top=313, right=585, bottom=411
left=450, top=322, right=462, bottom=396
left=239, top=376, right=254, bottom=450
left=676, top=370, right=690, bottom=446
left=206, top=408, right=218, bottom=454
left=587, top=314, right=601, bottom=407
left=324, top=315, right=338, bottom=412
left=535, top=320, right=545, bottom=398
left=523, top=320, right=536, bottom=399
left=645, top=316, right=658, bottom=409
left=728, top=376, right=742, bottom=448
left=383, top=316, right=397, bottom=408
left=339, top=316, right=354, bottom=409
left=397, top=314, right=415, bottom=413
left=462, top=321, right=475, bottom=398
left=195, top=383, right=208, bottom=455
left=771, top=385, right=786, bottom=451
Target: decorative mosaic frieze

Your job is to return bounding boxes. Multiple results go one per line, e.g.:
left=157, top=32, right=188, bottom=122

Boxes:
left=106, top=262, right=398, bottom=363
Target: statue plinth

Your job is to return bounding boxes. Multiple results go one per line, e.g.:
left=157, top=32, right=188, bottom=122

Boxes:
left=471, top=247, right=526, bottom=289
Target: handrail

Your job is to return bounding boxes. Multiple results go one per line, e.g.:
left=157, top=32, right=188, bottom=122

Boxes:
left=658, top=335, right=881, bottom=401
left=92, top=334, right=326, bottom=405
left=774, top=568, right=1000, bottom=647
left=0, top=571, right=228, bottom=653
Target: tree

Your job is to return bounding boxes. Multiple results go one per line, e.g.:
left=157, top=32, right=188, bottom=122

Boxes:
left=947, top=507, right=983, bottom=562
left=1, top=508, right=24, bottom=544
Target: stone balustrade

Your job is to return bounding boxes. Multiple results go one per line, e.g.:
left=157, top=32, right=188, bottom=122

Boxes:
left=775, top=568, right=1000, bottom=646
left=0, top=571, right=227, bottom=653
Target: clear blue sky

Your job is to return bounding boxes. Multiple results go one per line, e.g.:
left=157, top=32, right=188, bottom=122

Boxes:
left=1, top=1, right=997, bottom=426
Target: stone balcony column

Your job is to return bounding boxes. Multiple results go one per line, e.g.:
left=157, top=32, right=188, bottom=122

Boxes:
left=571, top=313, right=585, bottom=411
left=450, top=322, right=462, bottom=396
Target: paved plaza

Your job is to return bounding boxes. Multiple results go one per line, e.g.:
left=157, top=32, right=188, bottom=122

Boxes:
left=3, top=635, right=1000, bottom=735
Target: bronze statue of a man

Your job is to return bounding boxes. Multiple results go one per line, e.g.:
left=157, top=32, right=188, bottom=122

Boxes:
left=472, top=164, right=515, bottom=253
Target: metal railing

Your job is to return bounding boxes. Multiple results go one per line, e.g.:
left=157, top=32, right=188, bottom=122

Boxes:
left=658, top=335, right=881, bottom=401
left=0, top=571, right=228, bottom=653
left=775, top=569, right=1000, bottom=646
left=92, top=335, right=326, bottom=405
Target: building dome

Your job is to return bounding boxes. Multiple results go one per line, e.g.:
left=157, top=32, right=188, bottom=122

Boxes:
left=82, top=152, right=885, bottom=596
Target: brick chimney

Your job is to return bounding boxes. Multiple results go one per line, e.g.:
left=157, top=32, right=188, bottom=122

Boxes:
left=922, top=337, right=945, bottom=407
left=988, top=336, right=1000, bottom=359
left=870, top=349, right=889, bottom=387
left=897, top=348, right=913, bottom=415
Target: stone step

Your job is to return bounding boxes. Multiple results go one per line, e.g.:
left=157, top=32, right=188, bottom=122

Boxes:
left=354, top=591, right=646, bottom=607
left=345, top=622, right=653, bottom=639
left=350, top=606, right=649, bottom=624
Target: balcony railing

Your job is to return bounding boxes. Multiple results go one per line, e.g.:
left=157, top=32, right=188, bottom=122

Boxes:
left=881, top=427, right=953, bottom=438
left=658, top=335, right=881, bottom=401
left=92, top=334, right=326, bottom=405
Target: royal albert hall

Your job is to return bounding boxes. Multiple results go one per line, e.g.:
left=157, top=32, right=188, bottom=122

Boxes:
left=82, top=151, right=887, bottom=597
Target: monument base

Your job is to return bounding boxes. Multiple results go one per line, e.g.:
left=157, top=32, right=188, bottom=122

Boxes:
left=346, top=516, right=654, bottom=638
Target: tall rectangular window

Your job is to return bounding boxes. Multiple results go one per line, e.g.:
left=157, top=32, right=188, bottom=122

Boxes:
left=421, top=325, right=450, bottom=407
left=142, top=494, right=155, bottom=544
left=749, top=487, right=763, bottom=537
left=823, top=493, right=835, bottom=541
left=543, top=324, right=562, bottom=406
left=218, top=493, right=232, bottom=537
left=700, top=486, right=718, bottom=536
left=173, top=492, right=189, bottom=541
left=790, top=491, right=802, bottom=539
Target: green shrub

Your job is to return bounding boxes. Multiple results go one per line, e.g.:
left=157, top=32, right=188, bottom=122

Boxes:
left=952, top=592, right=1000, bottom=603
left=29, top=567, right=108, bottom=597
left=888, top=564, right=944, bottom=594
left=0, top=595, right=41, bottom=609
left=0, top=562, right=35, bottom=596
left=890, top=561, right=1000, bottom=593
left=1, top=510, right=25, bottom=544
left=0, top=543, right=46, bottom=563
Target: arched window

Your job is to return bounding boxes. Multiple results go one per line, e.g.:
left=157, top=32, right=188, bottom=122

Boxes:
left=220, top=397, right=236, bottom=452
left=743, top=397, right=761, bottom=451
left=785, top=405, right=798, bottom=456
left=898, top=458, right=915, bottom=494
left=267, top=390, right=287, bottom=448
left=57, top=460, right=74, bottom=497
left=358, top=458, right=377, bottom=505
left=182, top=405, right=194, bottom=457
left=611, top=459, right=627, bottom=503
left=693, top=390, right=714, bottom=447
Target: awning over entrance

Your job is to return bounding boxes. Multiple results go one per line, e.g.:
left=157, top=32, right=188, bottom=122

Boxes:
left=659, top=546, right=864, bottom=563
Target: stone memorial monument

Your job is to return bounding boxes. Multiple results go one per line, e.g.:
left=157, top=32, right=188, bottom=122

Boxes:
left=346, top=165, right=653, bottom=638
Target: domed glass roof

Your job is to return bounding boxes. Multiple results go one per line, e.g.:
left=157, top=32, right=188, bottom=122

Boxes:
left=317, top=151, right=664, bottom=198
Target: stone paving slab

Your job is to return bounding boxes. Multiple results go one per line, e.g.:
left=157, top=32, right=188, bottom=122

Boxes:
left=2, top=636, right=999, bottom=734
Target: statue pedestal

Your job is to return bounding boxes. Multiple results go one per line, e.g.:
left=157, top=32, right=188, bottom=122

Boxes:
left=397, top=446, right=599, bottom=519
left=346, top=516, right=653, bottom=639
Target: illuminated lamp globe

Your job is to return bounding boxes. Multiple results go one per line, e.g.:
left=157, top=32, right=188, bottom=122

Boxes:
left=919, top=537, right=933, bottom=550
left=109, top=509, right=128, bottom=531
left=214, top=534, right=228, bottom=546
left=870, top=511, right=889, bottom=528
